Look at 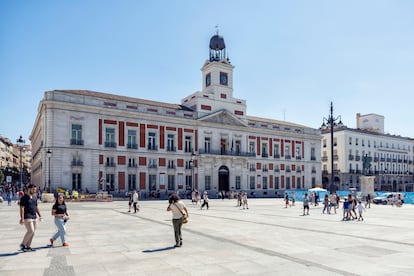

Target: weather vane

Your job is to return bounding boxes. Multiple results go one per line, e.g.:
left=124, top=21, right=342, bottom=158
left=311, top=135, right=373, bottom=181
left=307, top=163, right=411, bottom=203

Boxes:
left=215, top=24, right=219, bottom=34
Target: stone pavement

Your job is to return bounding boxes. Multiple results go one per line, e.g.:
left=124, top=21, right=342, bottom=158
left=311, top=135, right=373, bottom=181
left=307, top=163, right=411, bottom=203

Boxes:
left=1, top=198, right=413, bottom=276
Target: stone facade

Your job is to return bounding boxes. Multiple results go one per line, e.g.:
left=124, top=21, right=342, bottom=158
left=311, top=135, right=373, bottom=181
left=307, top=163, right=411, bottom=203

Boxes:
left=29, top=34, right=322, bottom=195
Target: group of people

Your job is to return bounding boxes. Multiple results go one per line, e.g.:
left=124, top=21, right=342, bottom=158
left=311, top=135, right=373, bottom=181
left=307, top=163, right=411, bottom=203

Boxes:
left=343, top=194, right=365, bottom=221
left=299, top=192, right=367, bottom=221
left=19, top=184, right=70, bottom=252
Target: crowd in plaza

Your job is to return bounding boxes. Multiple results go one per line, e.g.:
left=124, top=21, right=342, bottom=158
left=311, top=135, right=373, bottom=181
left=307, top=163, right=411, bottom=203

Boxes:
left=3, top=181, right=412, bottom=254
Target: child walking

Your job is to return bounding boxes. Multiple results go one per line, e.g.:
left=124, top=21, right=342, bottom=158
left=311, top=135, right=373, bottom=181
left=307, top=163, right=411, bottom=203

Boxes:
left=357, top=201, right=365, bottom=221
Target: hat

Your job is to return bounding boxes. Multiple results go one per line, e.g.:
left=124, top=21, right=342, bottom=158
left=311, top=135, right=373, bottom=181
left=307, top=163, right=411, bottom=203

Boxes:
left=27, top=184, right=36, bottom=188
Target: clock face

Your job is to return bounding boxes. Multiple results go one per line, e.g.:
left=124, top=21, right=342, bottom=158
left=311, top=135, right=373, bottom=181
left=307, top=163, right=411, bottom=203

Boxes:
left=206, top=73, right=211, bottom=87
left=220, top=72, right=228, bottom=85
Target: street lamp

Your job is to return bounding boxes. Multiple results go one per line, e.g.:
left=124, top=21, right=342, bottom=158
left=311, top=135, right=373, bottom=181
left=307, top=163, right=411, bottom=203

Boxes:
left=47, top=149, right=52, bottom=192
left=16, top=135, right=25, bottom=189
left=190, top=152, right=196, bottom=192
left=321, top=102, right=343, bottom=194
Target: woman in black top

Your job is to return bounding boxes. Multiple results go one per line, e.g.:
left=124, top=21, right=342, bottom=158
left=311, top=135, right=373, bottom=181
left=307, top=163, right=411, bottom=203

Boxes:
left=50, top=194, right=70, bottom=246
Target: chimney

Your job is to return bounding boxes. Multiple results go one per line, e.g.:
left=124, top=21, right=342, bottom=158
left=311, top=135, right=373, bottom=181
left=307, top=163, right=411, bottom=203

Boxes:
left=356, top=113, right=360, bottom=129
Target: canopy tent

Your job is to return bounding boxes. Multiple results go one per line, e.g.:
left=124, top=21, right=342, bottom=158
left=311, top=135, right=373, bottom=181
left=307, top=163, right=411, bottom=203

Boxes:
left=308, top=187, right=327, bottom=193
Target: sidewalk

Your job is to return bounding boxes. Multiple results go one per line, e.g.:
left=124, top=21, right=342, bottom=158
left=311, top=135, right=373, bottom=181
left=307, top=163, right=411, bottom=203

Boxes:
left=1, top=199, right=413, bottom=276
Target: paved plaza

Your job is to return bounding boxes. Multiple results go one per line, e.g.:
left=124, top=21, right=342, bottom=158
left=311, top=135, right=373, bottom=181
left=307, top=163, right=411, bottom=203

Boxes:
left=1, top=198, right=413, bottom=276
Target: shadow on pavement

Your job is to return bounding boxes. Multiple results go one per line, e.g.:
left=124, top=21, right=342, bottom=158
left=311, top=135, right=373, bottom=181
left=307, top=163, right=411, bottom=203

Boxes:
left=142, top=246, right=176, bottom=253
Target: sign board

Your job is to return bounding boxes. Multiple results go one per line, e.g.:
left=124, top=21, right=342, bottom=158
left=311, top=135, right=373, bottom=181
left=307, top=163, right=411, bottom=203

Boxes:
left=6, top=176, right=12, bottom=183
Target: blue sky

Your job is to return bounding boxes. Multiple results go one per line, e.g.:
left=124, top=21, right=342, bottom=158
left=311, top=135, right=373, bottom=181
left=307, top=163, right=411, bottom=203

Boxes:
left=1, top=0, right=414, bottom=143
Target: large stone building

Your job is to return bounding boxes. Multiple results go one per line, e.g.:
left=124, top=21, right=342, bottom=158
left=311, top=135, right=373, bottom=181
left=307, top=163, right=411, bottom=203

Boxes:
left=30, top=33, right=322, bottom=196
left=321, top=113, right=414, bottom=192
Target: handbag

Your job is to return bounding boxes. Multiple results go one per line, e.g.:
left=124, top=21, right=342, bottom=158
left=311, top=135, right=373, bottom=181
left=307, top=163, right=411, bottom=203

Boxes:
left=174, top=203, right=188, bottom=224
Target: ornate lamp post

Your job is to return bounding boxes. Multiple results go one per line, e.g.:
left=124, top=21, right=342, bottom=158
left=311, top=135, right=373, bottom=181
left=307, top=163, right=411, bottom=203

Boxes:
left=321, top=102, right=343, bottom=194
left=16, top=135, right=25, bottom=189
left=47, top=149, right=52, bottom=192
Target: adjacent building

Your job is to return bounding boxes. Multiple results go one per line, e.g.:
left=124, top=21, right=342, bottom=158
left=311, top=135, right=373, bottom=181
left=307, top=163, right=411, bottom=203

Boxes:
left=321, top=113, right=414, bottom=192
left=0, top=135, right=32, bottom=186
left=30, top=33, right=322, bottom=195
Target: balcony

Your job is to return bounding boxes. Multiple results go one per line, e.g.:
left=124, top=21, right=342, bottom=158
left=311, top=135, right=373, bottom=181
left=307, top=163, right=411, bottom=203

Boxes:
left=349, top=169, right=355, bottom=174
left=127, top=143, right=138, bottom=149
left=374, top=157, right=379, bottom=162
left=285, top=155, right=291, bottom=160
left=262, top=168, right=268, bottom=172
left=185, top=165, right=193, bottom=170
left=105, top=162, right=116, bottom=167
left=249, top=167, right=256, bottom=172
left=127, top=164, right=138, bottom=168
left=322, top=156, right=328, bottom=162
left=274, top=168, right=280, bottom=172
left=296, top=168, right=302, bottom=173
left=333, top=155, right=339, bottom=161
left=262, top=153, right=269, bottom=158
left=348, top=155, right=354, bottom=160
left=198, top=149, right=255, bottom=157
left=148, top=164, right=158, bottom=169
left=355, top=155, right=361, bottom=161
left=71, top=160, right=83, bottom=166
left=311, top=169, right=316, bottom=173
left=104, top=141, right=117, bottom=148
left=286, top=168, right=291, bottom=173
left=167, top=165, right=176, bottom=169
left=274, top=154, right=280, bottom=159
left=148, top=145, right=158, bottom=151
left=167, top=146, right=176, bottom=152
left=296, top=156, right=302, bottom=160
left=70, top=139, right=84, bottom=146
left=310, top=156, right=316, bottom=161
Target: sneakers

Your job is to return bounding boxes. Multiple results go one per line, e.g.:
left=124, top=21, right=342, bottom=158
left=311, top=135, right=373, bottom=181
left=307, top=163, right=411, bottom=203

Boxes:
left=62, top=243, right=69, bottom=247
left=50, top=239, right=54, bottom=246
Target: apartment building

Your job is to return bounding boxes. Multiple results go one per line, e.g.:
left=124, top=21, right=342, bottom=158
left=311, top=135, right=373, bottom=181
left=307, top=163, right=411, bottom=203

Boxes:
left=321, top=113, right=414, bottom=192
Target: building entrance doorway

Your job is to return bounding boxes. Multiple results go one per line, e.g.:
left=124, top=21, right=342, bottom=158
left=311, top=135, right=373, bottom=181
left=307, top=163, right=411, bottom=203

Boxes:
left=218, top=166, right=229, bottom=192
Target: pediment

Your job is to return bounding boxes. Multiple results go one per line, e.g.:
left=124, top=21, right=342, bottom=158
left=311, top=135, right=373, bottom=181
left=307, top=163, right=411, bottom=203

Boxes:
left=199, top=110, right=247, bottom=127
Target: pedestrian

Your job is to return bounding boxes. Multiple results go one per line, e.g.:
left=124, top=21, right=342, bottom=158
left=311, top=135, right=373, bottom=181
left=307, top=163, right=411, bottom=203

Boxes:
left=200, top=191, right=209, bottom=210
left=322, top=194, right=330, bottom=214
left=356, top=201, right=365, bottom=221
left=19, top=184, right=43, bottom=252
left=50, top=194, right=70, bottom=246
left=365, top=193, right=371, bottom=208
left=167, top=193, right=188, bottom=247
left=127, top=191, right=133, bottom=212
left=303, top=192, right=310, bottom=215
left=7, top=190, right=13, bottom=206
left=342, top=200, right=350, bottom=221
left=132, top=189, right=139, bottom=213
left=285, top=192, right=290, bottom=208
left=330, top=193, right=337, bottom=214
left=242, top=192, right=249, bottom=209
left=196, top=190, right=201, bottom=206
left=291, top=192, right=296, bottom=206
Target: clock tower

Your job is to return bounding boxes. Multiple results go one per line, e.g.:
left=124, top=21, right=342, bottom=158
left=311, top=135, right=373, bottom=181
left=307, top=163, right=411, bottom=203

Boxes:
left=201, top=32, right=234, bottom=96
left=181, top=31, right=247, bottom=120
